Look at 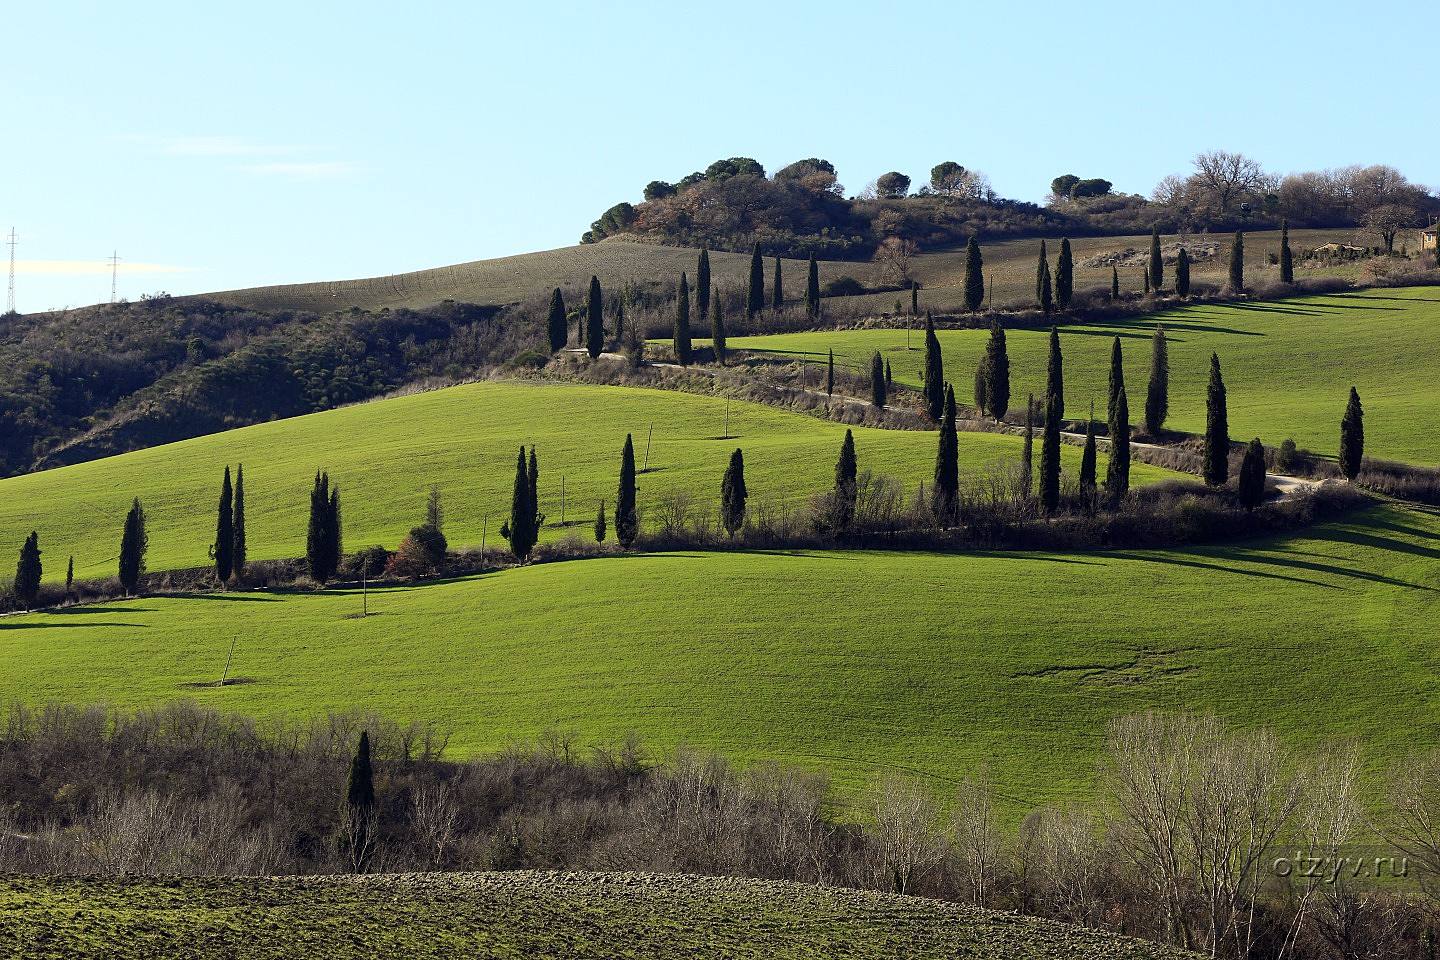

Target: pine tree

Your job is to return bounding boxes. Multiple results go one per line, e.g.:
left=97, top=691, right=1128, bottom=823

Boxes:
left=214, top=466, right=234, bottom=583
left=932, top=385, right=959, bottom=522
left=1148, top=225, right=1163, bottom=292
left=1204, top=353, right=1230, bottom=486
left=834, top=429, right=857, bottom=530
left=1175, top=248, right=1190, bottom=298
left=720, top=448, right=747, bottom=537
left=1105, top=388, right=1131, bottom=503
left=1079, top=401, right=1097, bottom=498
left=13, top=532, right=40, bottom=609
left=232, top=464, right=246, bottom=582
left=674, top=272, right=692, bottom=365
left=1228, top=231, right=1245, bottom=292
left=586, top=275, right=604, bottom=358
left=1339, top=387, right=1365, bottom=481
left=772, top=256, right=783, bottom=309
left=1020, top=394, right=1034, bottom=499
left=963, top=237, right=984, bottom=312
left=615, top=435, right=638, bottom=548
left=1035, top=240, right=1053, bottom=312
left=118, top=498, right=147, bottom=596
left=1041, top=390, right=1062, bottom=515
left=1144, top=326, right=1169, bottom=436
left=1111, top=266, right=1120, bottom=300
left=1056, top=238, right=1074, bottom=309
left=747, top=244, right=765, bottom=318
left=1279, top=220, right=1294, bottom=284
left=696, top=247, right=711, bottom=321
left=594, top=500, right=607, bottom=543
left=507, top=447, right=534, bottom=560
left=826, top=349, right=834, bottom=397
left=710, top=286, right=727, bottom=365
left=870, top=352, right=887, bottom=408
left=922, top=313, right=944, bottom=421
left=1045, top=327, right=1065, bottom=421
left=984, top=319, right=1010, bottom=421
left=307, top=471, right=331, bottom=582
left=806, top=256, right=820, bottom=319
left=1237, top=438, right=1267, bottom=510
left=973, top=357, right=989, bottom=415
left=546, top=288, right=567, bottom=353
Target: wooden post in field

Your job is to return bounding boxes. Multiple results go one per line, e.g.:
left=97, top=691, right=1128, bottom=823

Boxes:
left=643, top=424, right=654, bottom=472
left=724, top=401, right=730, bottom=440
left=221, top=634, right=237, bottom=685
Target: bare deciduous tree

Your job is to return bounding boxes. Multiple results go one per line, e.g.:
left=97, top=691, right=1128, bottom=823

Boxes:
left=1362, top=203, right=1417, bottom=253
left=1190, top=151, right=1269, bottom=213
left=868, top=773, right=944, bottom=894
left=873, top=237, right=919, bottom=286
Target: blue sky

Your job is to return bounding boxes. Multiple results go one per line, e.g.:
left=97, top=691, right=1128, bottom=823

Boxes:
left=5, top=0, right=1434, bottom=311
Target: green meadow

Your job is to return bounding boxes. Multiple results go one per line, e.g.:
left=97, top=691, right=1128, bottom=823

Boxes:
left=3, top=502, right=1435, bottom=812
left=0, top=381, right=1175, bottom=582
left=705, top=287, right=1440, bottom=465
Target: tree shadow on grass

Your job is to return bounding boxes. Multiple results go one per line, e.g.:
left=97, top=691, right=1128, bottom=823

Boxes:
left=161, top=593, right=280, bottom=602
left=1361, top=517, right=1440, bottom=543
left=1300, top=528, right=1440, bottom=562
left=1103, top=551, right=1337, bottom=589
left=1079, top=316, right=1264, bottom=337
left=50, top=605, right=157, bottom=615
left=0, top=621, right=147, bottom=630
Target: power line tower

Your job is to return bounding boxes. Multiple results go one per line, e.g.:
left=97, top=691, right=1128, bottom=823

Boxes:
left=5, top=228, right=15, bottom=315
left=107, top=250, right=121, bottom=304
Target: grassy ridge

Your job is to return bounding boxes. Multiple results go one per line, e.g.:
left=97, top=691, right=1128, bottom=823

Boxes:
left=0, top=873, right=1194, bottom=959
left=0, top=381, right=1175, bottom=582
left=705, top=288, right=1440, bottom=464
left=3, top=503, right=1436, bottom=809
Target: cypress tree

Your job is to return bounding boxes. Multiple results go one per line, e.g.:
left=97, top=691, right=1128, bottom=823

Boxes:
left=118, top=498, right=147, bottom=596
left=594, top=500, right=607, bottom=543
left=13, top=532, right=40, bottom=609
left=1228, top=231, right=1245, bottom=292
left=1238, top=438, right=1267, bottom=510
left=1204, top=353, right=1230, bottom=486
left=826, top=349, right=834, bottom=397
left=1041, top=389, right=1062, bottom=515
left=65, top=555, right=74, bottom=596
left=932, top=384, right=959, bottom=523
left=232, top=464, right=246, bottom=582
left=806, top=256, right=820, bottom=319
left=973, top=358, right=989, bottom=415
left=546, top=288, right=567, bottom=353
left=347, top=731, right=375, bottom=810
left=747, top=244, right=765, bottom=318
left=1105, top=388, right=1131, bottom=503
left=1035, top=240, right=1052, bottom=312
left=870, top=352, right=886, bottom=408
left=1144, top=326, right=1169, bottom=436
left=910, top=281, right=919, bottom=315
left=1079, top=401, right=1098, bottom=498
left=328, top=487, right=343, bottom=577
left=307, top=472, right=331, bottom=582
left=615, top=435, right=638, bottom=548
left=1045, top=327, right=1065, bottom=421
left=1111, top=266, right=1120, bottom=300
left=963, top=237, right=985, bottom=313
left=674, top=272, right=692, bottom=365
left=1056, top=238, right=1074, bottom=309
left=834, top=429, right=858, bottom=530
left=528, top=448, right=541, bottom=538
left=710, top=286, right=727, bottom=365
left=507, top=447, right=534, bottom=560
left=696, top=247, right=711, bottom=321
left=772, top=256, right=783, bottom=309
left=720, top=448, right=747, bottom=538
left=1107, top=336, right=1125, bottom=432
left=1143, top=269, right=1151, bottom=295
left=614, top=298, right=625, bottom=341
left=586, top=275, right=604, bottom=358
left=922, top=313, right=944, bottom=421
left=1340, top=387, right=1365, bottom=481
left=1148, top=225, right=1163, bottom=292
left=1175, top=248, right=1190, bottom=298
left=885, top=359, right=893, bottom=389
left=214, top=466, right=234, bottom=584
left=984, top=319, right=1010, bottom=421
left=1279, top=220, right=1294, bottom=284
left=1020, top=394, right=1034, bottom=499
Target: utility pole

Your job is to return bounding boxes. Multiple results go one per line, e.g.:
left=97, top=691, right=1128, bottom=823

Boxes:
left=107, top=250, right=121, bottom=304
left=5, top=228, right=15, bottom=314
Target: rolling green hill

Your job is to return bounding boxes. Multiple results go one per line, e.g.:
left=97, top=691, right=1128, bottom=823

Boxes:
left=0, top=381, right=1176, bottom=582
left=0, top=872, right=1195, bottom=959
left=701, top=287, right=1440, bottom=464
left=3, top=502, right=1435, bottom=810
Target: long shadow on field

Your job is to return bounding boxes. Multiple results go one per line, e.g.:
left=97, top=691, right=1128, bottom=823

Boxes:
left=160, top=593, right=280, bottom=602
left=1104, top=552, right=1336, bottom=588
left=1301, top=528, right=1440, bottom=562
left=1227, top=549, right=1436, bottom=592
left=1363, top=518, right=1440, bottom=543
left=1347, top=295, right=1440, bottom=304
left=50, top=605, right=156, bottom=615
left=1080, top=316, right=1263, bottom=337
left=0, top=621, right=145, bottom=630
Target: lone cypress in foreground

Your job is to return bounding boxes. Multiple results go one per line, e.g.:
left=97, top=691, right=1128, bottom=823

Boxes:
left=674, top=272, right=692, bottom=366
left=805, top=255, right=820, bottom=318
left=1228, top=231, right=1245, bottom=292
left=118, top=498, right=147, bottom=596
left=1055, top=238, right=1073, bottom=310
left=709, top=286, right=727, bottom=365
left=13, top=532, right=41, bottom=609
left=615, top=435, right=638, bottom=548
left=932, top=384, right=959, bottom=523
left=586, top=275, right=604, bottom=359
left=1238, top=438, right=1267, bottom=510
left=870, top=352, right=886, bottom=408
left=214, top=466, right=234, bottom=584
left=1175, top=248, right=1190, bottom=298
left=1144, top=326, right=1169, bottom=435
left=232, top=464, right=246, bottom=582
left=834, top=429, right=858, bottom=530
left=963, top=237, right=984, bottom=312
left=984, top=319, right=1010, bottom=421
left=507, top=447, right=535, bottom=560
left=922, top=313, right=944, bottom=421
left=747, top=244, right=765, bottom=318
left=1148, top=225, right=1163, bottom=292
left=720, top=448, right=747, bottom=538
left=1340, top=387, right=1365, bottom=480
left=1279, top=220, right=1294, bottom=284
left=1204, top=353, right=1230, bottom=487
left=546, top=288, right=567, bottom=353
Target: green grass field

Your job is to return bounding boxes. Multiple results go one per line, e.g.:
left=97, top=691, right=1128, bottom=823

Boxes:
left=0, top=873, right=1192, bottom=959
left=0, top=381, right=1175, bottom=582
left=3, top=502, right=1436, bottom=812
left=706, top=287, right=1440, bottom=464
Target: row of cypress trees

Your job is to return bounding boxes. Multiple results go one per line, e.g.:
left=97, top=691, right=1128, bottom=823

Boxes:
left=306, top=472, right=343, bottom=583
left=10, top=498, right=147, bottom=609
left=546, top=278, right=612, bottom=359
left=212, top=466, right=247, bottom=584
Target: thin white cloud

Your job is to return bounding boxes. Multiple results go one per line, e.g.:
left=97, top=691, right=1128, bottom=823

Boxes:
left=12, top=260, right=196, bottom=276
left=242, top=161, right=360, bottom=179
left=120, top=134, right=295, bottom=158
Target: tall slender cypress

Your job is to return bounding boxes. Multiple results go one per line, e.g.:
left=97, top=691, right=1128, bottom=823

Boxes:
left=826, top=349, right=834, bottom=397
left=772, top=256, right=783, bottom=309
left=1237, top=439, right=1267, bottom=510
left=527, top=447, right=541, bottom=539
left=307, top=471, right=331, bottom=582
left=1279, top=220, right=1294, bottom=284
left=984, top=319, right=1010, bottom=421
left=922, top=313, right=944, bottom=421
left=327, top=487, right=342, bottom=576
left=1036, top=240, right=1053, bottom=312
left=508, top=447, right=533, bottom=560
left=546, top=288, right=567, bottom=353
left=1339, top=387, right=1365, bottom=480
left=835, top=429, right=857, bottom=530
left=710, top=286, right=727, bottom=364
left=232, top=465, right=246, bottom=582
left=586, top=275, right=604, bottom=358
left=594, top=500, right=607, bottom=543
left=674, top=272, right=692, bottom=365
left=1079, top=401, right=1098, bottom=498
left=347, top=731, right=375, bottom=810
left=118, top=498, right=147, bottom=595
left=932, top=384, right=959, bottom=523
left=1020, top=394, right=1034, bottom=499
left=1228, top=231, right=1245, bottom=292
left=615, top=435, right=638, bottom=547
left=1148, top=225, right=1163, bottom=292
left=214, top=466, right=234, bottom=583
left=1040, top=391, right=1062, bottom=516
left=885, top=359, right=893, bottom=388
left=13, top=532, right=40, bottom=609
left=1111, top=266, right=1120, bottom=300
left=870, top=352, right=887, bottom=408
left=1143, top=269, right=1151, bottom=295
left=1144, top=326, right=1169, bottom=436
left=1107, top=337, right=1125, bottom=428
left=65, top=556, right=74, bottom=595
left=1105, top=388, right=1131, bottom=503
left=696, top=247, right=711, bottom=322
left=747, top=244, right=765, bottom=318
left=1204, top=353, right=1230, bottom=486
left=1056, top=238, right=1073, bottom=309
left=1045, top=327, right=1064, bottom=421
left=910, top=281, right=919, bottom=315
left=973, top=358, right=989, bottom=415
left=806, top=256, right=820, bottom=319
left=720, top=448, right=748, bottom=537
left=1175, top=248, right=1190, bottom=298
left=963, top=237, right=984, bottom=313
